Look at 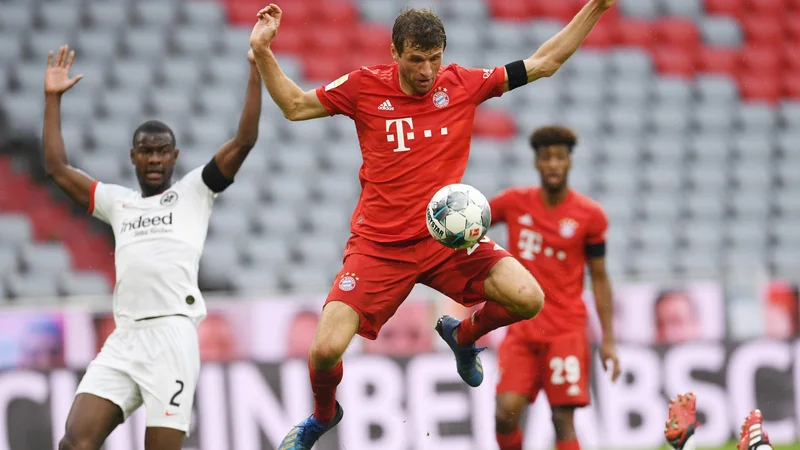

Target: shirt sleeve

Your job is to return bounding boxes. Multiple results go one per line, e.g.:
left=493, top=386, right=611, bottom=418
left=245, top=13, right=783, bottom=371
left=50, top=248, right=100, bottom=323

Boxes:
left=315, top=69, right=362, bottom=118
left=89, top=182, right=132, bottom=224
left=489, top=189, right=515, bottom=225
left=586, top=205, right=609, bottom=246
left=182, top=166, right=217, bottom=200
left=454, top=64, right=506, bottom=105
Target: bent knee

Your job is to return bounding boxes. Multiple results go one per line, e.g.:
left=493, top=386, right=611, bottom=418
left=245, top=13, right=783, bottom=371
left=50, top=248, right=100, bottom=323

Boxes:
left=59, top=436, right=97, bottom=450
left=310, top=341, right=346, bottom=369
left=495, top=408, right=522, bottom=434
left=517, top=281, right=545, bottom=319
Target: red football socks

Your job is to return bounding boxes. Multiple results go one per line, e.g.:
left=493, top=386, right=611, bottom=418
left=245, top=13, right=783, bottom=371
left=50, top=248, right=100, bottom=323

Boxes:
left=456, top=301, right=522, bottom=346
left=309, top=359, right=343, bottom=425
left=556, top=439, right=581, bottom=450
left=496, top=430, right=523, bottom=450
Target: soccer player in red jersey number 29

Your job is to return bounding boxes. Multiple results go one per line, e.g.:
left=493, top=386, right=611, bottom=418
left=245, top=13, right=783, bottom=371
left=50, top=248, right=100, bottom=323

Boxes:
left=490, top=127, right=620, bottom=450
left=249, top=1, right=617, bottom=447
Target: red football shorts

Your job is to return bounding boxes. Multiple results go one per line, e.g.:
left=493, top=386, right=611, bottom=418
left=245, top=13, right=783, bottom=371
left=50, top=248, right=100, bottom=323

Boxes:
left=496, top=330, right=592, bottom=407
left=325, top=235, right=511, bottom=340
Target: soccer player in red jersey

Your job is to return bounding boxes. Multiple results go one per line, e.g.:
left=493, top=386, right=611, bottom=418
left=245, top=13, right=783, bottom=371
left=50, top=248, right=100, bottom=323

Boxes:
left=249, top=1, right=616, bottom=447
left=490, top=127, right=620, bottom=450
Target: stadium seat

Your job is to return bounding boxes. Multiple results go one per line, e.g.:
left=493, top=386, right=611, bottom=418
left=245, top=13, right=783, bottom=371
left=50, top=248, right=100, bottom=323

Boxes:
left=473, top=109, right=516, bottom=139
left=744, top=0, right=787, bottom=16
left=619, top=0, right=659, bottom=18
left=782, top=71, right=800, bottom=98
left=208, top=210, right=251, bottom=239
left=240, top=236, right=292, bottom=268
left=172, top=28, right=218, bottom=57
left=20, top=243, right=73, bottom=275
left=739, top=72, right=782, bottom=103
left=180, top=1, right=226, bottom=28
left=741, top=15, right=785, bottom=45
left=699, top=16, right=743, bottom=47
left=649, top=106, right=692, bottom=133
left=607, top=78, right=650, bottom=106
left=652, top=77, right=693, bottom=106
left=695, top=75, right=740, bottom=104
left=253, top=209, right=303, bottom=237
left=656, top=18, right=701, bottom=50
left=59, top=271, right=111, bottom=296
left=697, top=47, right=740, bottom=75
left=0, top=3, right=33, bottom=32
left=652, top=46, right=696, bottom=78
left=608, top=48, right=654, bottom=77
left=740, top=46, right=782, bottom=74
left=229, top=268, right=281, bottom=293
left=122, top=29, right=168, bottom=60
left=615, top=20, right=658, bottom=48
left=662, top=0, right=704, bottom=17
left=134, top=1, right=179, bottom=29
left=685, top=192, right=727, bottom=219
left=86, top=2, right=128, bottom=30
left=281, top=264, right=333, bottom=292
left=693, top=104, right=735, bottom=132
left=489, top=0, right=534, bottom=21
left=6, top=274, right=59, bottom=299
left=704, top=0, right=745, bottom=17
left=0, top=214, right=33, bottom=248
left=736, top=104, right=778, bottom=132
left=681, top=219, right=724, bottom=251
left=199, top=238, right=240, bottom=289
left=786, top=16, right=800, bottom=40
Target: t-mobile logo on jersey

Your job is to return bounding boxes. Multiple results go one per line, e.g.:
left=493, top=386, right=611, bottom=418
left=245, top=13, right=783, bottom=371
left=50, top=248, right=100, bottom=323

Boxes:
left=385, top=118, right=449, bottom=153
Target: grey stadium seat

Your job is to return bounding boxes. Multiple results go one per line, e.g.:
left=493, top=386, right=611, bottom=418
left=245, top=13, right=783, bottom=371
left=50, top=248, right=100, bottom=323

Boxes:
left=158, top=58, right=204, bottom=88
left=608, top=78, right=649, bottom=106
left=208, top=210, right=252, bottom=239
left=729, top=191, right=771, bottom=218
left=89, top=119, right=132, bottom=151
left=639, top=194, right=682, bottom=221
left=219, top=27, right=253, bottom=55
left=777, top=162, right=800, bottom=187
left=134, top=1, right=179, bottom=29
left=3, top=92, right=43, bottom=129
left=271, top=146, right=319, bottom=173
left=688, top=162, right=729, bottom=193
left=606, top=106, right=647, bottom=135
left=206, top=57, right=250, bottom=86
left=110, top=59, right=156, bottom=91
left=172, top=27, right=217, bottom=57
left=775, top=190, right=800, bottom=217
left=688, top=132, right=731, bottom=163
left=123, top=29, right=168, bottom=60
left=303, top=204, right=351, bottom=234
left=0, top=3, right=32, bottom=32
left=564, top=51, right=608, bottom=79
left=60, top=271, right=111, bottom=296
left=560, top=107, right=603, bottom=137
left=67, top=63, right=109, bottom=95
left=652, top=77, right=693, bottom=106
left=180, top=1, right=226, bottom=27
left=681, top=219, right=723, bottom=251
left=13, top=62, right=46, bottom=93
left=772, top=247, right=799, bottom=274
left=0, top=214, right=33, bottom=248
left=186, top=117, right=231, bottom=146
left=263, top=175, right=313, bottom=204
left=61, top=91, right=98, bottom=122
left=74, top=154, right=125, bottom=182
left=736, top=104, right=777, bottom=133
left=295, top=237, right=343, bottom=266
left=563, top=79, right=605, bottom=106
left=20, top=243, right=72, bottom=275
left=0, top=247, right=19, bottom=278
left=674, top=249, right=720, bottom=276
left=530, top=20, right=566, bottom=46
left=253, top=209, right=302, bottom=237
left=27, top=31, right=75, bottom=61
left=773, top=221, right=800, bottom=246
left=38, top=1, right=83, bottom=31
left=693, top=105, right=735, bottom=133
left=314, top=174, right=362, bottom=203
left=230, top=268, right=280, bottom=293
left=597, top=165, right=638, bottom=194
left=684, top=193, right=726, bottom=219
left=6, top=274, right=59, bottom=299
left=628, top=250, right=674, bottom=276
left=647, top=137, right=688, bottom=165
left=240, top=236, right=292, bottom=269
left=779, top=102, right=800, bottom=128
left=218, top=179, right=261, bottom=209
left=695, top=75, right=740, bottom=105
left=620, top=0, right=659, bottom=18
left=282, top=264, right=333, bottom=293
left=0, top=33, right=23, bottom=64
left=149, top=88, right=195, bottom=116
left=700, top=16, right=743, bottom=47
left=199, top=238, right=240, bottom=289
left=649, top=105, right=692, bottom=134
left=281, top=117, right=330, bottom=143
left=444, top=22, right=483, bottom=51
left=608, top=49, right=653, bottom=78
left=485, top=22, right=530, bottom=50
left=100, top=89, right=146, bottom=121
left=726, top=219, right=769, bottom=248
left=660, top=0, right=703, bottom=17
left=730, top=162, right=771, bottom=190
left=731, top=133, right=773, bottom=163
left=76, top=30, right=120, bottom=61
left=86, top=1, right=128, bottom=30
left=197, top=88, right=241, bottom=117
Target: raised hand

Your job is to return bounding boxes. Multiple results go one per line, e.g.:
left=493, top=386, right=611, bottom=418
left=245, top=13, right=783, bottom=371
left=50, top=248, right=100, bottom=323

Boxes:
left=248, top=48, right=256, bottom=65
left=592, top=0, right=616, bottom=10
left=44, top=45, right=83, bottom=96
left=250, top=4, right=282, bottom=51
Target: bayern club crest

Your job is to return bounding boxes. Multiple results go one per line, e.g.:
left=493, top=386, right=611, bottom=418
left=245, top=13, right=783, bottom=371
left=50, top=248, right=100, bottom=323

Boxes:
left=432, top=87, right=450, bottom=108
left=338, top=272, right=358, bottom=292
left=559, top=218, right=578, bottom=239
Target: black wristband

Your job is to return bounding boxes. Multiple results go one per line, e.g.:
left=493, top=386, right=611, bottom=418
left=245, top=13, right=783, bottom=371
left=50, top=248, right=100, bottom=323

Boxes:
left=586, top=242, right=606, bottom=258
left=201, top=157, right=234, bottom=193
left=504, top=60, right=528, bottom=91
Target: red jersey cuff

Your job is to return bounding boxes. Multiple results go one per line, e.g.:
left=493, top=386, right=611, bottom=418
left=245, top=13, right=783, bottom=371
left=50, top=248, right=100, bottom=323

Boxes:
left=88, top=181, right=99, bottom=214
left=315, top=87, right=337, bottom=116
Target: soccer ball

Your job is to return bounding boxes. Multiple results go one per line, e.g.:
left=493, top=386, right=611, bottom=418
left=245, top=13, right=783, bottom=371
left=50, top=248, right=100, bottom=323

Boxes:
left=426, top=184, right=491, bottom=250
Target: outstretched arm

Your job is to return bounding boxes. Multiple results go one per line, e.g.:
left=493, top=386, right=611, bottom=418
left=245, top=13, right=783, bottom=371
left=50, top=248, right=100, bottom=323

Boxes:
left=208, top=50, right=263, bottom=185
left=503, top=0, right=616, bottom=91
left=250, top=4, right=328, bottom=121
left=42, top=45, right=95, bottom=210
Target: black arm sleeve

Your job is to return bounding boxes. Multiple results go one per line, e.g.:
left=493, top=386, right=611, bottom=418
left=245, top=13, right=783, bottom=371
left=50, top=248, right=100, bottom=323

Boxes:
left=585, top=242, right=606, bottom=258
left=201, top=157, right=234, bottom=193
left=504, top=60, right=528, bottom=91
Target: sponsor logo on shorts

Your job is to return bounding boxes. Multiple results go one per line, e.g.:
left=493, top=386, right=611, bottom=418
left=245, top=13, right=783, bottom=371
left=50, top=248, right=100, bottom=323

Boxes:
left=338, top=272, right=358, bottom=292
left=432, top=87, right=450, bottom=108
left=567, top=384, right=581, bottom=396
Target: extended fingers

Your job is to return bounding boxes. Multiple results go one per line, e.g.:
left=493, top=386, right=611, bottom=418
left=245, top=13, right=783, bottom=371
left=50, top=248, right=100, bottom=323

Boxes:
left=66, top=49, right=76, bottom=70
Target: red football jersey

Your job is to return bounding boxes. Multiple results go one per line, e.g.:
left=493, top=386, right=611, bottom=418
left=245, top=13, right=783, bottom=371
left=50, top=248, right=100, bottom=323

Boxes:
left=490, top=187, right=608, bottom=341
left=315, top=62, right=505, bottom=243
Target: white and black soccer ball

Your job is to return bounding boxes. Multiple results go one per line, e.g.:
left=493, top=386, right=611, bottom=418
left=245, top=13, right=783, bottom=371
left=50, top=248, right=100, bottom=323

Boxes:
left=426, top=183, right=491, bottom=250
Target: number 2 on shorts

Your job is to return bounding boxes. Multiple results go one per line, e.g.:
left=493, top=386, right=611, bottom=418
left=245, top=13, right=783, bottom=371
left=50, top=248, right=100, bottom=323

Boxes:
left=549, top=355, right=580, bottom=385
left=170, top=380, right=184, bottom=407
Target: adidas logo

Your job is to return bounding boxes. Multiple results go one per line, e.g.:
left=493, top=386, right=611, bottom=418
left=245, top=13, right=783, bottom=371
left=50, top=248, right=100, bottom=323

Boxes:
left=567, top=384, right=581, bottom=396
left=378, top=99, right=394, bottom=111
left=518, top=214, right=534, bottom=226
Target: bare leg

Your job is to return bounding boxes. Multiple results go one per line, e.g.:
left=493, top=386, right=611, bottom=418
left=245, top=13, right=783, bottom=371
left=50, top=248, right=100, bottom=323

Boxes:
left=495, top=393, right=528, bottom=450
left=144, top=427, right=185, bottom=450
left=58, top=393, right=123, bottom=450
left=552, top=405, right=580, bottom=448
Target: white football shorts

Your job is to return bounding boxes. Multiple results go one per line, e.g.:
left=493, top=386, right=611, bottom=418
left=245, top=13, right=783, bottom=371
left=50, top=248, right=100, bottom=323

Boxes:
left=75, top=315, right=200, bottom=434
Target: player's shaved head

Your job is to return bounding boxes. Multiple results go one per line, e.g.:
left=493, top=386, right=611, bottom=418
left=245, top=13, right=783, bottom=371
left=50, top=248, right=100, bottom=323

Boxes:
left=132, top=120, right=176, bottom=148
left=530, top=126, right=577, bottom=154
left=392, top=8, right=447, bottom=55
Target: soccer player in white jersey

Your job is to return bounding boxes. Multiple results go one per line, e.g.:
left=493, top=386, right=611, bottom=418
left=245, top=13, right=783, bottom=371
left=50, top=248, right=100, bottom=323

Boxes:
left=42, top=45, right=262, bottom=450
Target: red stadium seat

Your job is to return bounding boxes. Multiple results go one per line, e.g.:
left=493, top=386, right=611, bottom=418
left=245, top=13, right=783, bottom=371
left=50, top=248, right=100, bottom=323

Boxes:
left=489, top=0, right=534, bottom=20
left=704, top=0, right=745, bottom=17
left=739, top=72, right=782, bottom=103
left=698, top=47, right=740, bottom=75
left=652, top=46, right=697, bottom=78
left=742, top=15, right=785, bottom=45
left=783, top=44, right=800, bottom=69
left=274, top=1, right=314, bottom=28
left=744, top=0, right=787, bottom=15
left=534, top=0, right=582, bottom=22
left=789, top=0, right=800, bottom=10
left=313, top=0, right=359, bottom=26
left=473, top=109, right=516, bottom=139
left=785, top=16, right=800, bottom=39
left=353, top=24, right=392, bottom=53
left=783, top=70, right=800, bottom=98
left=307, top=25, right=354, bottom=54
left=615, top=19, right=657, bottom=49
left=224, top=0, right=263, bottom=26
left=303, top=54, right=350, bottom=84
left=740, top=45, right=782, bottom=73
left=582, top=20, right=616, bottom=48
left=269, top=26, right=310, bottom=55
left=656, top=18, right=701, bottom=51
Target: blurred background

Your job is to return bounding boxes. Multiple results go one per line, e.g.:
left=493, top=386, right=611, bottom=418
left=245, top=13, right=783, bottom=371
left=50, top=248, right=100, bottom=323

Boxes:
left=0, top=0, right=798, bottom=448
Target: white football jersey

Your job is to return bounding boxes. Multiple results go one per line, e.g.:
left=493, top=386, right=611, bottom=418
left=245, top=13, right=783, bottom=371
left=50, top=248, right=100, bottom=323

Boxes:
left=90, top=166, right=215, bottom=325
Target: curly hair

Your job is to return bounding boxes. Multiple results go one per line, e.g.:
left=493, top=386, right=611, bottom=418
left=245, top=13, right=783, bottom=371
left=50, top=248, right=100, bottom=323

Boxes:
left=529, top=126, right=577, bottom=153
left=392, top=8, right=447, bottom=55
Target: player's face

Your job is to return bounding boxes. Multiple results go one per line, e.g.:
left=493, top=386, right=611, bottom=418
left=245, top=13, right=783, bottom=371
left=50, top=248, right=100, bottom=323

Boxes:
left=130, top=132, right=178, bottom=195
left=535, top=144, right=571, bottom=192
left=655, top=293, right=700, bottom=344
left=392, top=42, right=444, bottom=96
